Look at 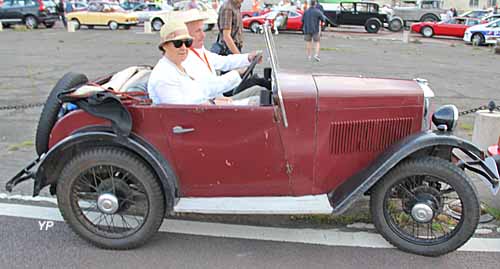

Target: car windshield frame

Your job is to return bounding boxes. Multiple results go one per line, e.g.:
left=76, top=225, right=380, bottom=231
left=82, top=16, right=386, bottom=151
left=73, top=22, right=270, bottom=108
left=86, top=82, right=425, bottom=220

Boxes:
left=262, top=21, right=288, bottom=128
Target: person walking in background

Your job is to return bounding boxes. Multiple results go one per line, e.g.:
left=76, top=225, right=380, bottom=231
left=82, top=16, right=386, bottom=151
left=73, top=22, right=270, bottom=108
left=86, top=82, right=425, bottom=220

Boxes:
left=302, top=0, right=324, bottom=61
left=188, top=0, right=199, bottom=10
left=57, top=0, right=66, bottom=27
left=252, top=0, right=260, bottom=16
left=217, top=0, right=244, bottom=54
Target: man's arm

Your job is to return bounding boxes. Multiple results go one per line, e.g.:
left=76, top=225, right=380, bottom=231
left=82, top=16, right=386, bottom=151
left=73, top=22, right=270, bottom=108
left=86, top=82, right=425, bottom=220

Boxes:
left=223, top=29, right=240, bottom=54
left=199, top=70, right=242, bottom=98
left=208, top=51, right=250, bottom=72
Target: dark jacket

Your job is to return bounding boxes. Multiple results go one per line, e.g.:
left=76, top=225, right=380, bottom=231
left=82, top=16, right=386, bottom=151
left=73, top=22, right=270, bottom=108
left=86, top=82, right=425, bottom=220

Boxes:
left=301, top=6, right=324, bottom=34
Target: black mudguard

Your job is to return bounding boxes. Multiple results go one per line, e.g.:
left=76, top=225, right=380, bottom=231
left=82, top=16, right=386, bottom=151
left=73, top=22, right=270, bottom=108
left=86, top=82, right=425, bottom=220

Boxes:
left=328, top=130, right=498, bottom=214
left=33, top=131, right=178, bottom=212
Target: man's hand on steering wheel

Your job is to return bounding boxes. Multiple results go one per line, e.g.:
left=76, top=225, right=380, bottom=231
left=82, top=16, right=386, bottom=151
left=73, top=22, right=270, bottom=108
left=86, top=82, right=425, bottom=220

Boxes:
left=233, top=51, right=263, bottom=96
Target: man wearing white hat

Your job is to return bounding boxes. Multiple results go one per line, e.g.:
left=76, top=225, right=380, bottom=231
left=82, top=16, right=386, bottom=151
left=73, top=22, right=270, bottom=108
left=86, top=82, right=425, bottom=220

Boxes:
left=181, top=9, right=269, bottom=96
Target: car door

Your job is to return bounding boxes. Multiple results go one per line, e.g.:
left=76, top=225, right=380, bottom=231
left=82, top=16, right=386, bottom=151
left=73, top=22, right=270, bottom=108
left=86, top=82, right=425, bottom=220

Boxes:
left=285, top=11, right=301, bottom=30
left=338, top=2, right=356, bottom=25
left=355, top=3, right=373, bottom=24
left=158, top=105, right=290, bottom=197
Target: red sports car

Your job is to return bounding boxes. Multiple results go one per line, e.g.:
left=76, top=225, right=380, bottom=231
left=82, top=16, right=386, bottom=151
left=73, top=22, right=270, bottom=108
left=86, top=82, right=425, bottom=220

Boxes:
left=241, top=9, right=272, bottom=19
left=411, top=17, right=482, bottom=38
left=243, top=9, right=304, bottom=33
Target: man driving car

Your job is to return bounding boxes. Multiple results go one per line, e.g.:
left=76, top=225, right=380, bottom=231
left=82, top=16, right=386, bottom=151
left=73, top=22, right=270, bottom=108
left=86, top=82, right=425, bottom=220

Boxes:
left=181, top=9, right=270, bottom=97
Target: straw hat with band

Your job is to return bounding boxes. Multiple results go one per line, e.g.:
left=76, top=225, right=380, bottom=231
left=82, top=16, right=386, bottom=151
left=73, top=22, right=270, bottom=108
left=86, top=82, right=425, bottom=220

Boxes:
left=180, top=9, right=209, bottom=24
left=158, top=20, right=193, bottom=51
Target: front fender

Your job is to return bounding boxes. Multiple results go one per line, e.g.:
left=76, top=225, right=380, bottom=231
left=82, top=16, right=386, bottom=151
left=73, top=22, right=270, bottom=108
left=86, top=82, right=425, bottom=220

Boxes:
left=329, top=130, right=497, bottom=214
left=34, top=131, right=178, bottom=211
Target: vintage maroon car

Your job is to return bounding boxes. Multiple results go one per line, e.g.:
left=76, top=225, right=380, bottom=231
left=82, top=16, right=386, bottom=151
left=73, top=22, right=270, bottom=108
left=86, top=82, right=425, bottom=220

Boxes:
left=6, top=24, right=500, bottom=257
left=243, top=9, right=305, bottom=33
left=411, top=17, right=482, bottom=38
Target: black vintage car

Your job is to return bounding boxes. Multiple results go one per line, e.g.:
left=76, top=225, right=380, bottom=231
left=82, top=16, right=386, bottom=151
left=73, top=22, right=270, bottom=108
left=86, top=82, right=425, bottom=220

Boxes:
left=324, top=1, right=403, bottom=33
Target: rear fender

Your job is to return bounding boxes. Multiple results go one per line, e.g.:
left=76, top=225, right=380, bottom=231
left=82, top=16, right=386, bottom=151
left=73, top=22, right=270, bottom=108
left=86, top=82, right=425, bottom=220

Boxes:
left=35, top=131, right=178, bottom=211
left=328, top=130, right=499, bottom=214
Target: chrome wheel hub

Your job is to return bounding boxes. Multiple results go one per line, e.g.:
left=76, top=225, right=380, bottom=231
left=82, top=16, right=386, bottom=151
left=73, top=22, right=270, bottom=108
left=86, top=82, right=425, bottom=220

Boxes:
left=97, top=193, right=119, bottom=214
left=411, top=203, right=434, bottom=223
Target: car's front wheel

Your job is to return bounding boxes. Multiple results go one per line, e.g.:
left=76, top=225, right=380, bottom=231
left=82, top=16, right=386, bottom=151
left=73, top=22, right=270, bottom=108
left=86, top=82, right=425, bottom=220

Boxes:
left=57, top=147, right=166, bottom=249
left=151, top=18, right=164, bottom=32
left=370, top=157, right=480, bottom=256
left=472, top=33, right=485, bottom=46
left=108, top=20, right=119, bottom=30
left=421, top=26, right=434, bottom=37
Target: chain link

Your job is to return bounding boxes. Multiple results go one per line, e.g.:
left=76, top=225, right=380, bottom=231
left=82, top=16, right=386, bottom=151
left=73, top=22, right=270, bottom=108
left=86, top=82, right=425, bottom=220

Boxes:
left=459, top=101, right=500, bottom=116
left=0, top=102, right=45, bottom=111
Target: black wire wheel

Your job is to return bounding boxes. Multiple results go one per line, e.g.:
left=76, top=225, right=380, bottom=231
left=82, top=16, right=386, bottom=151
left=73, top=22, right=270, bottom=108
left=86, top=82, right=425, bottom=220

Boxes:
left=57, top=147, right=165, bottom=249
left=370, top=157, right=480, bottom=256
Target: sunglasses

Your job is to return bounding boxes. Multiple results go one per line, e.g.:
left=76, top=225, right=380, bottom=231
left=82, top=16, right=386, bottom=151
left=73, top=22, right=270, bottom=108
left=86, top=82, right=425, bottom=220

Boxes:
left=171, top=39, right=193, bottom=48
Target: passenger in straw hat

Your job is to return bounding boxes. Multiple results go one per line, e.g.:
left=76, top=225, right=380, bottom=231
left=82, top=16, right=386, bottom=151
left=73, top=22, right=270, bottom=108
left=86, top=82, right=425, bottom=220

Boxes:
left=147, top=20, right=259, bottom=105
left=181, top=9, right=269, bottom=97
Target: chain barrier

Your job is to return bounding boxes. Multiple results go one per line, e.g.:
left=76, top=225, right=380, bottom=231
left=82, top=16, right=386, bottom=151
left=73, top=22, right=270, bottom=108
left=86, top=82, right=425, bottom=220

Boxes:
left=0, top=102, right=45, bottom=111
left=458, top=101, right=500, bottom=116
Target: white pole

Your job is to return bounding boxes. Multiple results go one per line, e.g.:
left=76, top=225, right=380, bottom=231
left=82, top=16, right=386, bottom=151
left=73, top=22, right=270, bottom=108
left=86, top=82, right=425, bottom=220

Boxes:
left=144, top=20, right=152, bottom=33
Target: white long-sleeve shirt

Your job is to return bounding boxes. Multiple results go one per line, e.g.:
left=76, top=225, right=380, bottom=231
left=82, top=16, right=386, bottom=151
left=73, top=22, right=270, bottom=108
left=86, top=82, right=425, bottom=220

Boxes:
left=147, top=56, right=241, bottom=105
left=182, top=47, right=250, bottom=80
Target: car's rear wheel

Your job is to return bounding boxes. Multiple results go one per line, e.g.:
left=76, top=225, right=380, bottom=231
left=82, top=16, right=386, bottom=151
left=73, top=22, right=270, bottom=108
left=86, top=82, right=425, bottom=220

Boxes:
left=250, top=21, right=261, bottom=33
left=420, top=14, right=439, bottom=22
left=44, top=22, right=55, bottom=28
left=151, top=18, right=164, bottom=31
left=364, top=18, right=381, bottom=33
left=24, top=15, right=38, bottom=29
left=108, top=21, right=119, bottom=30
left=472, top=33, right=485, bottom=46
left=388, top=18, right=403, bottom=32
left=35, top=72, right=88, bottom=155
left=370, top=157, right=480, bottom=256
left=57, top=147, right=166, bottom=249
left=421, top=26, right=434, bottom=37
left=70, top=19, right=81, bottom=30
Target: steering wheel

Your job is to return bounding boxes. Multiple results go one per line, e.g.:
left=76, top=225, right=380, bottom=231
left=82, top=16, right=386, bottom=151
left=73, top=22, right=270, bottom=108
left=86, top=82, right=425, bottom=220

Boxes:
left=232, top=52, right=263, bottom=96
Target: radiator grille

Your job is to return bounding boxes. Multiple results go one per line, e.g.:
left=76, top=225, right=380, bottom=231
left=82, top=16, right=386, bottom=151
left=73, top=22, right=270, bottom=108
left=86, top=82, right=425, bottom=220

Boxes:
left=329, top=118, right=413, bottom=154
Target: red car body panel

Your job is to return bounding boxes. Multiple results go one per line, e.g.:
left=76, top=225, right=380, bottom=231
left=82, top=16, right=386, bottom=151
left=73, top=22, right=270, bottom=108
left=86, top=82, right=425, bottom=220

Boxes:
left=411, top=17, right=481, bottom=37
left=243, top=10, right=305, bottom=31
left=49, top=74, right=424, bottom=198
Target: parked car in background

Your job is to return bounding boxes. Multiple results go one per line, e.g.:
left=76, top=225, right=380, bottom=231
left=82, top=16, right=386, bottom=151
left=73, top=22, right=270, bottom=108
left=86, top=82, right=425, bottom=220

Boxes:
left=241, top=8, right=271, bottom=19
left=392, top=0, right=446, bottom=25
left=131, top=2, right=170, bottom=23
left=411, top=17, right=482, bottom=38
left=149, top=0, right=217, bottom=31
left=481, top=13, right=500, bottom=24
left=72, top=1, right=88, bottom=12
left=463, top=18, right=500, bottom=45
left=323, top=1, right=404, bottom=33
left=243, top=9, right=305, bottom=33
left=0, top=0, right=58, bottom=29
left=119, top=0, right=142, bottom=11
left=66, top=1, right=138, bottom=30
left=459, top=9, right=491, bottom=19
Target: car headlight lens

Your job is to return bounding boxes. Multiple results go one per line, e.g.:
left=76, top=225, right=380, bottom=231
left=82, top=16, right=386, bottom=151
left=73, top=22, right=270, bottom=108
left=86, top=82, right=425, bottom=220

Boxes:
left=432, top=105, right=459, bottom=132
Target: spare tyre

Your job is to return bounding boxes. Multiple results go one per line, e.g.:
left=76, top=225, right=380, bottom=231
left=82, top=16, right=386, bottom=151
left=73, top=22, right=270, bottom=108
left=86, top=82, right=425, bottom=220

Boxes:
left=35, top=72, right=88, bottom=156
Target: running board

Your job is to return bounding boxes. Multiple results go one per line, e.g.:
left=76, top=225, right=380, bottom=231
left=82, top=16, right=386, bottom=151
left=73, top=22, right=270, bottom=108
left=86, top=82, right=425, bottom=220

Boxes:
left=173, top=195, right=334, bottom=214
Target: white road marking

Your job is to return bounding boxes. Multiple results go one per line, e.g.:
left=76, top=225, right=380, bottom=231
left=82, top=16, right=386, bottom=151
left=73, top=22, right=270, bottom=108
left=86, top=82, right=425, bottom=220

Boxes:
left=1, top=201, right=500, bottom=252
